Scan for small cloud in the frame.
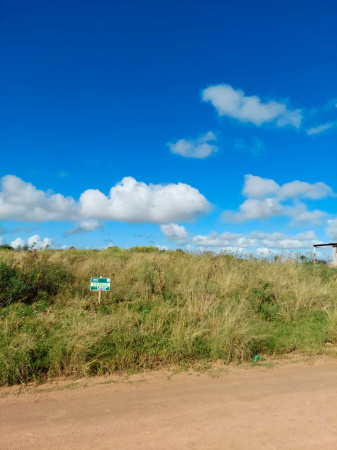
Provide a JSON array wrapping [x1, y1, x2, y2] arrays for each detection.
[[286, 204, 326, 225], [202, 83, 302, 128], [167, 131, 218, 159], [160, 223, 189, 244], [10, 237, 25, 249], [27, 235, 52, 249], [64, 220, 103, 236], [278, 180, 334, 200], [222, 198, 283, 222], [306, 122, 335, 136], [57, 171, 68, 178], [242, 175, 279, 198]]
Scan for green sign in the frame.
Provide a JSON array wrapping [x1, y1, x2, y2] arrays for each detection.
[[90, 277, 110, 291]]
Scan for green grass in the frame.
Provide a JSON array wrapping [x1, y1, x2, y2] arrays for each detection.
[[0, 247, 336, 385]]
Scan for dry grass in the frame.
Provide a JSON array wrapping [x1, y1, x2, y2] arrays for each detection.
[[0, 247, 336, 385]]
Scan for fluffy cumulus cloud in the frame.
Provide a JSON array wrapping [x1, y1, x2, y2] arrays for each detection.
[[0, 175, 210, 224], [0, 176, 78, 222], [326, 219, 337, 241], [222, 175, 333, 223], [160, 223, 189, 244], [10, 235, 52, 249], [79, 177, 210, 223], [202, 84, 302, 128], [167, 131, 218, 159]]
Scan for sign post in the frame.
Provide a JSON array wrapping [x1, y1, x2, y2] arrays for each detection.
[[90, 276, 111, 304]]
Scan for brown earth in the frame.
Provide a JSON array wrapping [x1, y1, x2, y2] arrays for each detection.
[[1, 357, 337, 449]]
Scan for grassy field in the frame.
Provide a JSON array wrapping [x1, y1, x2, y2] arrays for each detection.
[[1, 247, 336, 385]]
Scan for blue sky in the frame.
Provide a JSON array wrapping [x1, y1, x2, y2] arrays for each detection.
[[1, 0, 336, 256]]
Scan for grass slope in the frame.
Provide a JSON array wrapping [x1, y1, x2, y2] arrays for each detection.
[[1, 247, 336, 385]]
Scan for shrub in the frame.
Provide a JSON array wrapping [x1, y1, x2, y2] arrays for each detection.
[[0, 257, 70, 307]]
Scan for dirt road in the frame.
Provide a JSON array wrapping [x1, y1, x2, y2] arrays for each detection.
[[1, 358, 336, 449]]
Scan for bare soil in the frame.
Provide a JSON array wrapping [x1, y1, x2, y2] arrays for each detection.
[[1, 357, 336, 449]]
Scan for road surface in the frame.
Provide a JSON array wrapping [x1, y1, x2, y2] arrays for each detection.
[[1, 358, 336, 449]]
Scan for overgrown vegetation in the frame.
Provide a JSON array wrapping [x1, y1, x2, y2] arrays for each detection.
[[0, 247, 336, 385]]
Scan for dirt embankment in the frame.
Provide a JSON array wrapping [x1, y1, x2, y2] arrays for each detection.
[[1, 358, 337, 449]]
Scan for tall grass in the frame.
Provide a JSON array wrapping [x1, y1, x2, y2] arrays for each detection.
[[0, 247, 336, 385]]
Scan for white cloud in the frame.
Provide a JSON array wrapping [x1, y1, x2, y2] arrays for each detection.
[[326, 219, 337, 241], [191, 230, 321, 250], [160, 223, 189, 244], [278, 180, 334, 200], [65, 220, 102, 236], [223, 201, 326, 225], [286, 204, 326, 225], [79, 177, 210, 223], [242, 175, 279, 198], [27, 235, 52, 249], [306, 122, 334, 136], [192, 231, 241, 247], [242, 175, 333, 200], [222, 175, 332, 224], [258, 231, 321, 249], [222, 198, 283, 222], [10, 235, 52, 249], [167, 131, 218, 159], [202, 84, 302, 128], [10, 237, 25, 249], [0, 175, 78, 222], [0, 175, 211, 224]]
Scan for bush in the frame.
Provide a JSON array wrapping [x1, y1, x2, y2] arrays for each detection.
[[0, 244, 14, 251], [0, 256, 70, 307]]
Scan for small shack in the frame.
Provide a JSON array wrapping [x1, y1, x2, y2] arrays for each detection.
[[313, 243, 337, 266]]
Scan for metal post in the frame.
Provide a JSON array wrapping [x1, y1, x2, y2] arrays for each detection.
[[313, 247, 316, 265], [98, 275, 102, 304]]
